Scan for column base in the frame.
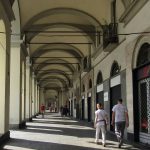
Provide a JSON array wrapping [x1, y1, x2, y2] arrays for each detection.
[[9, 124, 19, 129], [0, 131, 10, 146], [33, 113, 39, 118], [29, 117, 33, 122], [19, 121, 26, 129], [26, 118, 31, 122]]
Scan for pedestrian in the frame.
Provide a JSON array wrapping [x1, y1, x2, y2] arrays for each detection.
[[40, 103, 45, 118], [111, 98, 129, 148], [94, 103, 108, 147]]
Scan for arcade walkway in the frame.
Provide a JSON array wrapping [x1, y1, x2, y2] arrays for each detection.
[[1, 113, 149, 150]]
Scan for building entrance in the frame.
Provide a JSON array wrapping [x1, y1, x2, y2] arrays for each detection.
[[81, 99, 85, 120], [71, 100, 73, 116], [110, 84, 121, 131], [87, 97, 91, 122], [96, 91, 104, 107]]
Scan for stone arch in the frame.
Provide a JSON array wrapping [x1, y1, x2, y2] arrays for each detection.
[[132, 35, 150, 69], [34, 58, 76, 73], [36, 69, 72, 87], [39, 76, 68, 88], [136, 43, 150, 67], [31, 43, 84, 60], [96, 71, 103, 85], [110, 61, 120, 77], [22, 7, 101, 32], [26, 23, 96, 44]]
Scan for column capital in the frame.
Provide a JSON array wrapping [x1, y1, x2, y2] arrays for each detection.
[[26, 56, 31, 67], [11, 39, 23, 47], [32, 72, 36, 78]]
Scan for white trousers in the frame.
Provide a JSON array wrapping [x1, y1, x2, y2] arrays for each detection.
[[95, 124, 106, 144]]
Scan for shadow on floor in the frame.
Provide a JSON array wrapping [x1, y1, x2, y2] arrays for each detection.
[[1, 113, 150, 150], [24, 124, 95, 138], [3, 138, 108, 150]]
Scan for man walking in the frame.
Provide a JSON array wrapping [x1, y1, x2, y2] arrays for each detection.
[[111, 98, 129, 148], [94, 103, 108, 147]]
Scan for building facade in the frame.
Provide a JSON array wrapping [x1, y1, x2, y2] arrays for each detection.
[[0, 0, 150, 145]]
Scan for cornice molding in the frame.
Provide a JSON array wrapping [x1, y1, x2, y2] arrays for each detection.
[[11, 39, 22, 47], [119, 0, 148, 25], [21, 42, 29, 57]]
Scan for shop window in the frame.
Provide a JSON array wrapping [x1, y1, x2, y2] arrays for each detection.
[[137, 43, 150, 67], [97, 71, 103, 85], [110, 61, 120, 77]]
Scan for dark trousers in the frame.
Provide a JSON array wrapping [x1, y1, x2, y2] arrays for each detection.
[[115, 121, 126, 144]]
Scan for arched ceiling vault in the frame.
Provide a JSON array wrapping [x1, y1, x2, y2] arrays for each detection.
[[26, 24, 96, 45], [18, 0, 125, 93], [36, 69, 72, 87], [22, 7, 101, 32], [31, 44, 84, 57], [40, 76, 68, 88], [34, 58, 76, 73]]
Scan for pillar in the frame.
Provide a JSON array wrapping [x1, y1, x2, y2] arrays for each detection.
[[29, 71, 32, 119], [9, 41, 21, 129], [39, 88, 45, 107], [25, 56, 30, 120], [34, 81, 37, 114], [37, 86, 40, 113], [32, 72, 35, 116], [21, 60, 25, 122]]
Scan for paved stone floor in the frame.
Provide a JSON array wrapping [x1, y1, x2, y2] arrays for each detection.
[[1, 113, 149, 150]]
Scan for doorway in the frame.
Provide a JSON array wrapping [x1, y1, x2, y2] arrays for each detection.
[[96, 91, 104, 107], [69, 101, 70, 116], [71, 100, 73, 116], [87, 97, 91, 122], [81, 99, 84, 120], [110, 84, 121, 131]]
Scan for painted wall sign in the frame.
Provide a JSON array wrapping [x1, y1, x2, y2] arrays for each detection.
[[97, 84, 103, 93], [110, 75, 120, 87], [88, 92, 91, 97], [104, 92, 108, 101]]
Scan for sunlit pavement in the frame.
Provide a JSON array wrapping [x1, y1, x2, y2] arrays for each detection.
[[2, 113, 149, 150]]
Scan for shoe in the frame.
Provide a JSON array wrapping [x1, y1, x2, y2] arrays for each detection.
[[102, 143, 106, 147], [118, 143, 122, 148], [118, 139, 123, 148], [95, 140, 98, 144]]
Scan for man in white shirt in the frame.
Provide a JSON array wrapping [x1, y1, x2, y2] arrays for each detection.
[[94, 103, 108, 147], [111, 98, 129, 148]]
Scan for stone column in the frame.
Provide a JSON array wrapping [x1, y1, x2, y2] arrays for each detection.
[[9, 41, 21, 129], [32, 72, 35, 116], [29, 72, 32, 119], [34, 80, 37, 114], [36, 83, 38, 114], [25, 56, 30, 120], [21, 60, 25, 122], [39, 88, 45, 107], [37, 86, 40, 113]]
